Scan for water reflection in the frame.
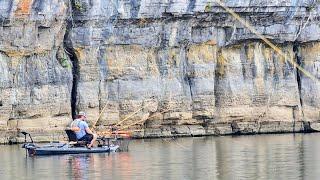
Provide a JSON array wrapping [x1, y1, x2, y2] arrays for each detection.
[[1, 134, 320, 179], [67, 155, 91, 180]]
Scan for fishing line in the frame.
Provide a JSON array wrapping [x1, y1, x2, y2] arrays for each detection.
[[115, 101, 153, 127], [92, 101, 109, 128], [118, 109, 170, 130]]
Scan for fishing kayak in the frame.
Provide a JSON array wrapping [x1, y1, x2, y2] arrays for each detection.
[[22, 143, 119, 156]]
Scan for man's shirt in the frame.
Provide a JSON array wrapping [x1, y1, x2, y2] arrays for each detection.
[[75, 121, 89, 139], [70, 119, 81, 129]]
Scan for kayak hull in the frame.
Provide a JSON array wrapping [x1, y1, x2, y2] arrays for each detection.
[[23, 143, 119, 156]]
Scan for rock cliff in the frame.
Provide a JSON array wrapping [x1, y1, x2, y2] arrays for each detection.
[[0, 0, 319, 143]]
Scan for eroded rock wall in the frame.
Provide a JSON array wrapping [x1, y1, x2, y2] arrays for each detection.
[[68, 0, 320, 137], [0, 0, 72, 143], [0, 0, 319, 142]]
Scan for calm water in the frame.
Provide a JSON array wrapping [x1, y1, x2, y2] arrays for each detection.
[[1, 133, 320, 180]]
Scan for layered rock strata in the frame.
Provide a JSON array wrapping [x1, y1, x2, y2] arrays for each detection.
[[0, 0, 72, 143], [0, 0, 319, 143]]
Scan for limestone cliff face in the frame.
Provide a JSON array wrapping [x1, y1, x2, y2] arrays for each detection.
[[0, 0, 72, 142], [0, 0, 319, 142]]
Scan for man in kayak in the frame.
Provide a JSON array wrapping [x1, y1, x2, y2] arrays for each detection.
[[70, 112, 97, 148]]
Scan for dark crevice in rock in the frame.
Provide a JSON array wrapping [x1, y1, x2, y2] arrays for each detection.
[[184, 47, 194, 116], [186, 76, 193, 101], [293, 42, 317, 133], [302, 121, 318, 133], [293, 42, 305, 130], [231, 121, 241, 135], [64, 21, 79, 119], [292, 105, 300, 132], [293, 43, 304, 114]]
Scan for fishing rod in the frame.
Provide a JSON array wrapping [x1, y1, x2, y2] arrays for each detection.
[[115, 101, 153, 127], [96, 108, 170, 139], [118, 109, 170, 131], [94, 101, 156, 141], [92, 101, 153, 130], [91, 101, 109, 129]]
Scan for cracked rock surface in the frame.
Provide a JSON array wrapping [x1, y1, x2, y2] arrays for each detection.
[[0, 0, 319, 142]]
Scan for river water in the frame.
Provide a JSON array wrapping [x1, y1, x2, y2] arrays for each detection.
[[1, 133, 320, 180]]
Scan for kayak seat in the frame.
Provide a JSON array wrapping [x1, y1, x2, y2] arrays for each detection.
[[65, 130, 87, 147], [65, 129, 77, 141]]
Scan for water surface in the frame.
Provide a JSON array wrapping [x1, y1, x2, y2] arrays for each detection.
[[1, 133, 320, 180]]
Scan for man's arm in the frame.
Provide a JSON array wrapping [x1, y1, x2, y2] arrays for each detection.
[[83, 121, 94, 135], [71, 127, 80, 132], [85, 127, 94, 135], [67, 120, 80, 132]]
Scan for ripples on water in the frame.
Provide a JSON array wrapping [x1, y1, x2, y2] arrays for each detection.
[[1, 133, 320, 180]]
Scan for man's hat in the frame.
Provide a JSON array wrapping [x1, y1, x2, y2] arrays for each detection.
[[78, 111, 87, 117]]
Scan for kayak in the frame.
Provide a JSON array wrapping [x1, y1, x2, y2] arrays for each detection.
[[20, 130, 129, 156], [22, 142, 119, 156]]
